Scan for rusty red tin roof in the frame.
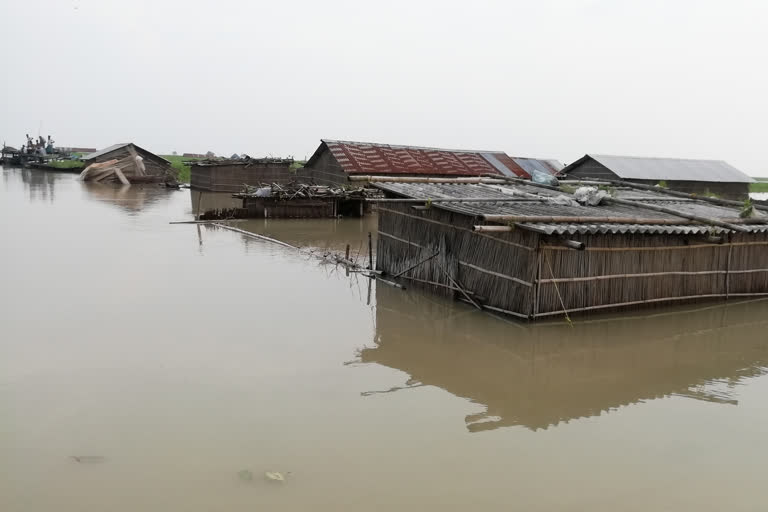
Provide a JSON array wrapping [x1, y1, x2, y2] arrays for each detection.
[[307, 140, 562, 179]]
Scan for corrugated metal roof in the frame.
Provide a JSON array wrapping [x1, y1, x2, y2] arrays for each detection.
[[83, 143, 131, 160], [373, 181, 768, 236], [83, 143, 170, 164], [512, 157, 564, 176], [309, 140, 561, 179], [568, 154, 754, 183]]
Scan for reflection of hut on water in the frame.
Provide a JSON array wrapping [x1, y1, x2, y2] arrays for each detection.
[[374, 178, 768, 319], [81, 182, 176, 213], [190, 158, 295, 192], [81, 143, 177, 184], [298, 139, 563, 186], [361, 286, 768, 432]]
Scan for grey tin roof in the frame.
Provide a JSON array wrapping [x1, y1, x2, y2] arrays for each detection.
[[82, 143, 131, 160], [373, 181, 768, 236], [83, 143, 170, 163], [573, 154, 754, 183]]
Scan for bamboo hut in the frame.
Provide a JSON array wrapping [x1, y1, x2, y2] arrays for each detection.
[[80, 143, 177, 184], [190, 157, 295, 192], [371, 177, 768, 319]]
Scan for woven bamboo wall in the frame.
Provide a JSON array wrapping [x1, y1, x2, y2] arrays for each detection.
[[190, 163, 293, 192], [377, 204, 768, 319], [536, 232, 768, 317], [376, 203, 538, 317]]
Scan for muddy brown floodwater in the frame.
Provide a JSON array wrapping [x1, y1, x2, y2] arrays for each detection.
[[2, 167, 768, 511]]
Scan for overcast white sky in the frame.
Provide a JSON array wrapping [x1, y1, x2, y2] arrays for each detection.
[[2, 0, 766, 173]]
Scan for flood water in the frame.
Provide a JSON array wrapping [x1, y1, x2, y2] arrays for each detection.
[[3, 167, 768, 511]]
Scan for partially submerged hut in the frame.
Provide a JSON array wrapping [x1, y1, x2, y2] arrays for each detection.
[[190, 157, 294, 192], [298, 139, 563, 186], [562, 154, 754, 199], [373, 177, 768, 320], [80, 143, 177, 184]]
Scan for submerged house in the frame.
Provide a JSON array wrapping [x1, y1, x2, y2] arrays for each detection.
[[373, 178, 768, 320], [190, 158, 294, 192], [297, 139, 563, 186], [562, 154, 754, 199], [80, 143, 177, 184]]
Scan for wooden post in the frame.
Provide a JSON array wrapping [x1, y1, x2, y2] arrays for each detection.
[[725, 235, 733, 299], [533, 245, 543, 318], [367, 232, 373, 270], [346, 244, 351, 277]]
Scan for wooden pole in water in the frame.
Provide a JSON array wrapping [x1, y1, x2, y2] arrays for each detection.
[[346, 244, 351, 277], [367, 232, 373, 270]]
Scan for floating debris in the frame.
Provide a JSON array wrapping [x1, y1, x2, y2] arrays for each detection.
[[264, 471, 286, 482], [236, 182, 380, 201], [70, 456, 106, 464], [237, 469, 254, 481]]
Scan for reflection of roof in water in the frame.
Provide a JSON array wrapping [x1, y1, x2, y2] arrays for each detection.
[[81, 182, 176, 213], [360, 286, 768, 432]]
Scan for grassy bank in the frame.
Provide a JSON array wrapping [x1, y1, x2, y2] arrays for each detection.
[[750, 181, 768, 193], [161, 155, 200, 183], [46, 160, 84, 169]]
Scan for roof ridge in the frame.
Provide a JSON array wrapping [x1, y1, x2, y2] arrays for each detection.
[[590, 153, 729, 164], [322, 139, 506, 155]]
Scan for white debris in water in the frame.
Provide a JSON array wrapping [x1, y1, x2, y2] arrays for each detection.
[[265, 471, 286, 482]]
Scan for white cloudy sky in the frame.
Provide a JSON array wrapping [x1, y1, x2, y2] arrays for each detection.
[[2, 0, 766, 173]]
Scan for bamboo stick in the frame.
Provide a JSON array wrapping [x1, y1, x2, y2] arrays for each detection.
[[375, 276, 405, 289], [473, 225, 513, 232], [397, 275, 482, 296], [92, 168, 117, 182], [169, 220, 247, 224], [481, 214, 700, 225], [209, 223, 298, 249], [539, 269, 732, 284], [437, 261, 481, 310], [533, 293, 768, 318], [114, 168, 130, 185], [456, 298, 530, 319], [605, 197, 750, 232], [726, 239, 733, 299], [542, 240, 768, 252], [605, 179, 768, 212], [367, 197, 548, 203], [458, 261, 533, 287], [391, 251, 440, 278], [351, 176, 506, 184]]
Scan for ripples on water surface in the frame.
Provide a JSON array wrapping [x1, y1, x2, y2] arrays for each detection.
[[2, 168, 768, 511]]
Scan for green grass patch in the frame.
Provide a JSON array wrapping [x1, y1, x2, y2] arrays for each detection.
[[161, 155, 201, 183], [47, 160, 84, 169], [750, 182, 768, 193]]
